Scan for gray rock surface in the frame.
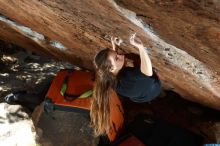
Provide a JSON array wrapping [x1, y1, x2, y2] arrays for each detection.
[[37, 110, 98, 146]]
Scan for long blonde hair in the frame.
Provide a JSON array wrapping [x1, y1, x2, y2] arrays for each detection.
[[90, 48, 117, 136]]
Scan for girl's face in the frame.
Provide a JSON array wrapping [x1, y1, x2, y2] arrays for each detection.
[[108, 50, 125, 75]]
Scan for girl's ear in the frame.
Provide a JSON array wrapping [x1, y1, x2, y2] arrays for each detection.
[[110, 66, 115, 73]]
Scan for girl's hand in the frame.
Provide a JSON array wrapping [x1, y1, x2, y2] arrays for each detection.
[[111, 36, 123, 51], [130, 33, 144, 49]]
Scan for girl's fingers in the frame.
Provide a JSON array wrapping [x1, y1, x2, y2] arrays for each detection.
[[131, 33, 136, 40], [129, 36, 132, 42], [111, 37, 115, 45], [133, 33, 136, 38], [130, 37, 133, 43], [113, 37, 122, 46], [111, 36, 116, 51], [130, 34, 134, 41], [115, 38, 119, 44], [130, 33, 137, 45], [132, 33, 136, 41], [111, 36, 113, 40]]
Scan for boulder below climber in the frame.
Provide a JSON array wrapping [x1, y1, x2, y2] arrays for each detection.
[[0, 103, 38, 146]]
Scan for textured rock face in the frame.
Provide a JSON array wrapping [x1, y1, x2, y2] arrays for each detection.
[[0, 0, 219, 110]]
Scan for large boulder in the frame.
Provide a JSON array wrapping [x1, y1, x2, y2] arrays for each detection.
[[0, 103, 38, 146], [0, 0, 219, 110]]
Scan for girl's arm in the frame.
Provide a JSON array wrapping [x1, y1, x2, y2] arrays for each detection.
[[130, 33, 153, 76]]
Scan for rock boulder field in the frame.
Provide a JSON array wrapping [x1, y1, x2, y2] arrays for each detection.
[[0, 0, 219, 110]]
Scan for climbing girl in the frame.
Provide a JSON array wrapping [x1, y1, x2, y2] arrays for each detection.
[[90, 33, 161, 136]]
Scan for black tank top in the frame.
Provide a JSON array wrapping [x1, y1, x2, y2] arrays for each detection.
[[116, 67, 161, 102]]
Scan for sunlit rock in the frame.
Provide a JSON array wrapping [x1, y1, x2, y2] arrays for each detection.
[[0, 103, 38, 146]]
